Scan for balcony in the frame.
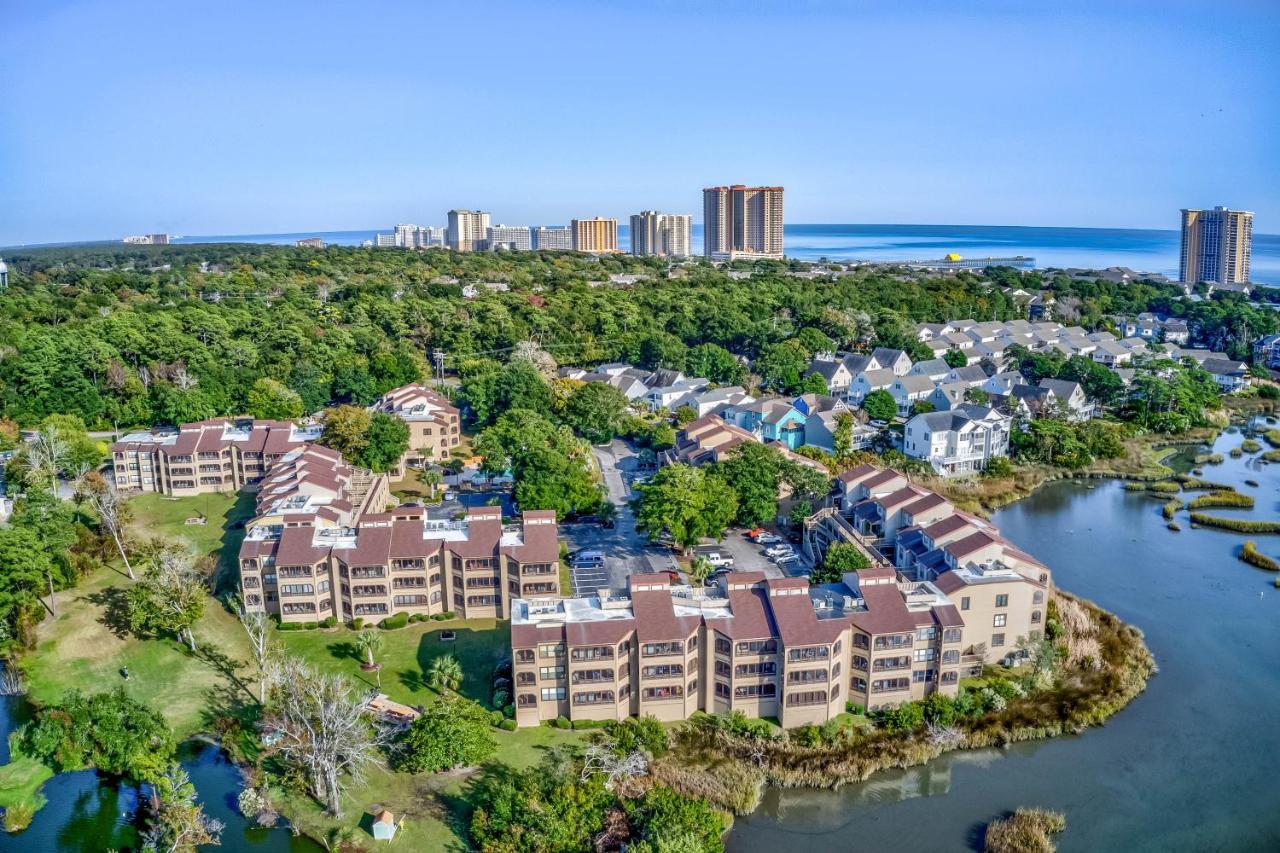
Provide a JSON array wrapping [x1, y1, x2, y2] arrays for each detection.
[[351, 585, 387, 598], [349, 568, 386, 580]]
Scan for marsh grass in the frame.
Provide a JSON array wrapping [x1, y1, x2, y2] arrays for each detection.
[[984, 808, 1066, 853]]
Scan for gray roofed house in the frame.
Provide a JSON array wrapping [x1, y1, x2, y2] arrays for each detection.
[[908, 358, 952, 381], [944, 364, 989, 387], [1200, 357, 1251, 392], [902, 404, 1011, 476]]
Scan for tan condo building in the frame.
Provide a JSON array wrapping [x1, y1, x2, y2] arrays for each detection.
[[703, 185, 784, 260], [111, 418, 323, 496], [370, 383, 461, 475], [571, 217, 619, 253], [447, 209, 491, 252], [239, 445, 561, 624], [512, 568, 967, 728], [1180, 206, 1253, 284]]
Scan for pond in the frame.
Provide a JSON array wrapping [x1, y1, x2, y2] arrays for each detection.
[[728, 430, 1280, 851], [0, 734, 321, 852]]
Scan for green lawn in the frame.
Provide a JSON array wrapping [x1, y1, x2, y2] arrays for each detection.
[[389, 468, 441, 503], [276, 619, 510, 710]]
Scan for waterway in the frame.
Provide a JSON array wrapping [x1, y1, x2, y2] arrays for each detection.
[[728, 428, 1280, 851], [0, 738, 321, 852]]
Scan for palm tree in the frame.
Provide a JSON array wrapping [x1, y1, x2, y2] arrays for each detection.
[[420, 466, 443, 499], [688, 556, 713, 587], [355, 629, 384, 688], [428, 654, 463, 695]]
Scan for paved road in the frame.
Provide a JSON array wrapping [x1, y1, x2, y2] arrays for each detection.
[[560, 441, 677, 595]]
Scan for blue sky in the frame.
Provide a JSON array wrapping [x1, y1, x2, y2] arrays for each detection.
[[1, 0, 1277, 244]]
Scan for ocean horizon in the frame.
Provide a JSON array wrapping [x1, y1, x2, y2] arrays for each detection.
[[9, 223, 1279, 284]]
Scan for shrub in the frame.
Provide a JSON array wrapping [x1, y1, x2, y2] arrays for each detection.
[[873, 701, 924, 732], [1161, 499, 1182, 520], [409, 614, 428, 623], [395, 697, 497, 773], [1189, 513, 1280, 533], [277, 621, 303, 631], [379, 612, 409, 630], [1187, 491, 1254, 510], [320, 616, 337, 629], [351, 617, 364, 630], [498, 718, 518, 731], [553, 716, 572, 729], [922, 693, 958, 727], [1230, 448, 1243, 457], [570, 718, 610, 730], [846, 702, 865, 716], [492, 689, 509, 709], [503, 704, 515, 719], [432, 610, 456, 621], [984, 808, 1066, 853], [1239, 540, 1280, 571], [606, 715, 669, 757], [489, 710, 504, 727]]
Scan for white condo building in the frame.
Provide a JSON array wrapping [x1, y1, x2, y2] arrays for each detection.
[[447, 209, 491, 252], [630, 211, 693, 257], [487, 224, 533, 251], [532, 226, 572, 250]]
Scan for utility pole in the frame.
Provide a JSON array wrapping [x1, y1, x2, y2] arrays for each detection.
[[432, 349, 446, 389]]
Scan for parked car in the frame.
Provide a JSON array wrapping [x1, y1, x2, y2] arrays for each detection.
[[694, 545, 734, 567], [571, 550, 606, 568], [775, 553, 800, 567], [764, 545, 795, 559], [756, 533, 784, 545], [443, 490, 458, 501], [745, 527, 766, 540]]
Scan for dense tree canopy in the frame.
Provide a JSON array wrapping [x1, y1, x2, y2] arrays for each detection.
[[25, 688, 175, 783], [0, 243, 1269, 430]]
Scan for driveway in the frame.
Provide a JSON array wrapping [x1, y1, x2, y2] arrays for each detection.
[[559, 440, 677, 595]]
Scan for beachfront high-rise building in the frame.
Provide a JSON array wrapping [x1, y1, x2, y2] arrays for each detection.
[[703, 185, 784, 260], [571, 217, 619, 253], [391, 223, 446, 249], [487, 224, 533, 251], [1180, 207, 1253, 285], [630, 211, 693, 257], [532, 226, 573, 251], [447, 209, 491, 252], [0, 258, 8, 290]]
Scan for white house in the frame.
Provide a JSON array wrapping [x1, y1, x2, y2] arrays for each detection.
[[908, 358, 952, 382], [902, 405, 1011, 477], [928, 381, 973, 411], [943, 364, 988, 388], [1038, 379, 1092, 420], [982, 371, 1027, 396], [889, 375, 937, 416], [848, 369, 896, 406]]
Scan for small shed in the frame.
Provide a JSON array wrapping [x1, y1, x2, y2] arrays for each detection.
[[372, 810, 397, 841]]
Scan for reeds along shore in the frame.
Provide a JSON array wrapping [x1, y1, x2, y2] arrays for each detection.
[[653, 593, 1155, 812]]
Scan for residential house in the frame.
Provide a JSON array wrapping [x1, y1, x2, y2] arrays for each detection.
[[943, 364, 989, 388], [848, 369, 896, 406], [1038, 379, 1091, 420], [1201, 357, 1251, 392], [645, 378, 711, 412], [981, 371, 1027, 396], [1254, 334, 1280, 369], [734, 398, 808, 449], [869, 347, 912, 376], [889, 375, 937, 416], [908, 358, 952, 382], [902, 405, 1011, 476], [928, 381, 974, 412]]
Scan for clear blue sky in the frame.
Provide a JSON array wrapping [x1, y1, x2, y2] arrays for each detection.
[[2, 0, 1277, 244]]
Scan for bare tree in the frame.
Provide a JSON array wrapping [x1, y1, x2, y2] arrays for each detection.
[[25, 424, 68, 496], [128, 545, 205, 651], [77, 471, 135, 580], [233, 597, 277, 704], [580, 744, 648, 790], [261, 659, 385, 817]]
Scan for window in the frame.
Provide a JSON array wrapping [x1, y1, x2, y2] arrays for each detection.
[[540, 687, 565, 701], [788, 646, 830, 662], [517, 694, 537, 707], [735, 661, 776, 677], [993, 613, 1007, 628], [734, 683, 776, 699], [571, 646, 614, 661], [942, 628, 962, 644], [991, 633, 1005, 648], [540, 644, 565, 659], [960, 596, 970, 611], [688, 635, 698, 650], [913, 648, 935, 662], [940, 671, 958, 684], [785, 690, 827, 707], [853, 633, 869, 649], [916, 626, 936, 641], [715, 681, 731, 698], [642, 642, 683, 657], [995, 594, 1009, 608], [912, 670, 929, 683], [852, 677, 867, 692], [870, 678, 910, 693], [873, 656, 910, 671], [941, 650, 960, 665], [1031, 610, 1042, 624], [715, 637, 732, 655], [714, 660, 731, 677], [736, 639, 778, 655], [873, 634, 912, 651], [641, 664, 683, 679], [787, 669, 828, 684], [1033, 590, 1044, 604], [572, 691, 614, 706], [851, 655, 868, 671], [539, 666, 565, 681], [641, 686, 683, 700], [516, 673, 536, 686]]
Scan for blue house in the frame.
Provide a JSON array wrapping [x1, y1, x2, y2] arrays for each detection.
[[734, 398, 807, 450]]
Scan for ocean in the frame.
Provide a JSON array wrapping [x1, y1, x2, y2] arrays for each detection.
[[172, 223, 1280, 284]]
